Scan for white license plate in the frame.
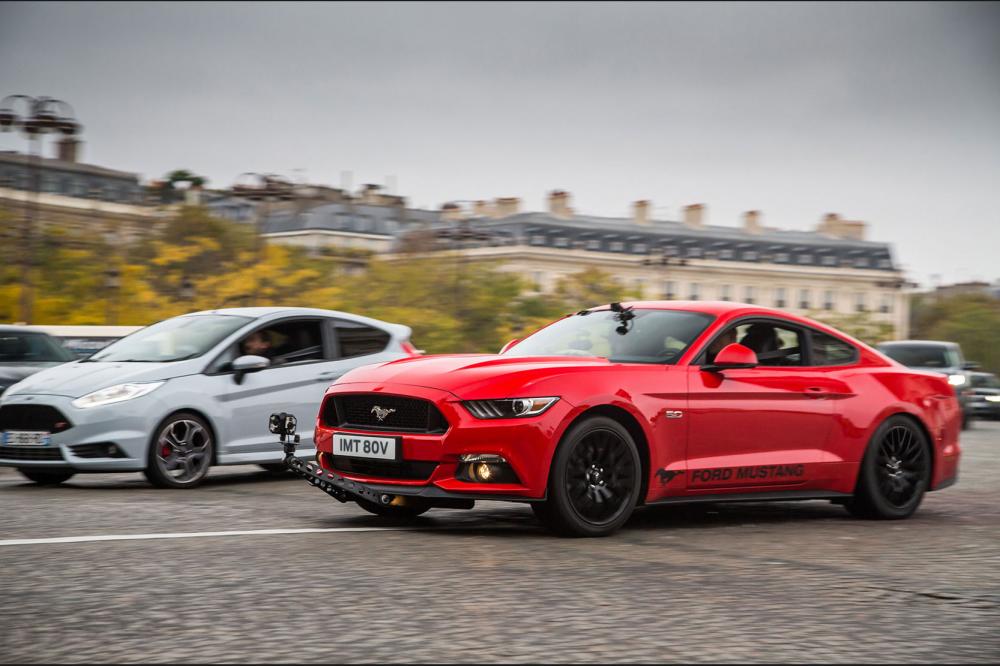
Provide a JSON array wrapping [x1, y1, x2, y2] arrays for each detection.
[[2, 431, 51, 447], [332, 433, 399, 461]]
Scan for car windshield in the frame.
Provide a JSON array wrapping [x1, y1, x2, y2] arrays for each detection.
[[879, 344, 960, 369], [971, 374, 1000, 389], [87, 315, 252, 363], [0, 332, 76, 363], [505, 309, 713, 364]]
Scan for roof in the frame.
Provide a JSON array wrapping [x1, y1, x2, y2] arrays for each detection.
[[261, 201, 441, 236], [0, 151, 140, 181], [181, 307, 411, 336]]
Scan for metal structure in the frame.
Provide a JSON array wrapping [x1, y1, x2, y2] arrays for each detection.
[[0, 95, 81, 324]]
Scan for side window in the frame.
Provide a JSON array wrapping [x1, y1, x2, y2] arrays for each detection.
[[334, 320, 390, 359], [735, 322, 804, 367], [810, 331, 859, 366], [237, 320, 325, 366]]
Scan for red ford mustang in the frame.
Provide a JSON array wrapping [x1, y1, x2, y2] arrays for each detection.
[[282, 301, 961, 537]]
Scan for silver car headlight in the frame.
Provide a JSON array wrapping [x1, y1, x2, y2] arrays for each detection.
[[948, 374, 967, 387], [71, 382, 165, 409], [463, 397, 559, 419]]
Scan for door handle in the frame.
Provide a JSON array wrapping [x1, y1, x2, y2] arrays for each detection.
[[804, 387, 829, 399]]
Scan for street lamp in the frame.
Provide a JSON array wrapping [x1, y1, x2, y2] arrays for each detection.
[[0, 95, 81, 324]]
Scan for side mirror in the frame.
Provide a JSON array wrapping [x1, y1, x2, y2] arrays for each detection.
[[962, 361, 980, 370], [703, 343, 758, 373], [232, 354, 270, 384], [499, 338, 520, 354]]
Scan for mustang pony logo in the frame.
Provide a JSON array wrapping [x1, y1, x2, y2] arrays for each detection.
[[371, 405, 396, 422]]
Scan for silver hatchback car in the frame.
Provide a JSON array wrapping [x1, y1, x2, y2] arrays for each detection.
[[0, 307, 415, 488]]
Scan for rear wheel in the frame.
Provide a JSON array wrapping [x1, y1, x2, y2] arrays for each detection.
[[355, 496, 431, 521], [533, 416, 641, 537], [846, 415, 931, 519], [17, 468, 75, 485], [143, 412, 214, 489]]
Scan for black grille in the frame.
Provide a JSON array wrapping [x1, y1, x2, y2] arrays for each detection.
[[0, 446, 64, 461], [0, 405, 72, 433], [328, 454, 438, 481], [71, 443, 126, 459], [325, 394, 448, 434]]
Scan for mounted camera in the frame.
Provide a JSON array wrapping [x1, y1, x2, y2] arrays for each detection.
[[269, 412, 297, 437]]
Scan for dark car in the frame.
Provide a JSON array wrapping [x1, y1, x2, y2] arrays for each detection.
[[0, 326, 78, 397], [876, 340, 978, 429], [968, 372, 1000, 420]]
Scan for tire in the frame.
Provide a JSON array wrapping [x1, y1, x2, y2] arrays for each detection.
[[355, 496, 431, 521], [532, 415, 642, 537], [143, 412, 215, 489], [258, 463, 290, 474], [845, 415, 931, 520], [17, 468, 75, 485], [961, 414, 973, 431]]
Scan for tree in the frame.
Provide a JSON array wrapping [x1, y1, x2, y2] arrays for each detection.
[[911, 293, 1000, 374]]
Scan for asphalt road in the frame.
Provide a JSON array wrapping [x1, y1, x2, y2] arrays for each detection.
[[1, 423, 999, 664]]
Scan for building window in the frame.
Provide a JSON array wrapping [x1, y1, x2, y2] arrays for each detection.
[[586, 239, 601, 250], [775, 252, 789, 263], [799, 289, 811, 309], [554, 237, 569, 247], [719, 249, 734, 260], [797, 254, 813, 264], [822, 255, 837, 266], [687, 247, 703, 258], [824, 290, 835, 311], [878, 258, 892, 269], [880, 294, 893, 314], [775, 287, 786, 308], [609, 241, 624, 252], [855, 257, 870, 268], [663, 245, 678, 256], [632, 243, 647, 254], [664, 281, 676, 299], [744, 286, 755, 304], [855, 292, 867, 312], [689, 283, 700, 300], [531, 234, 546, 246], [743, 250, 758, 261], [720, 284, 732, 301]]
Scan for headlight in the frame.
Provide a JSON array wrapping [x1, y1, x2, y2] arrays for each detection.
[[985, 396, 1000, 403], [948, 374, 967, 386], [71, 382, 164, 409], [463, 397, 559, 419]]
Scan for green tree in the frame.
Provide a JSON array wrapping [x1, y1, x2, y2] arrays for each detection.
[[911, 294, 1000, 374]]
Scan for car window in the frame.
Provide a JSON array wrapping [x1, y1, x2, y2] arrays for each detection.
[[879, 344, 953, 368], [237, 320, 325, 366], [810, 331, 859, 366], [732, 322, 804, 367], [971, 374, 1000, 389], [0, 332, 76, 363], [334, 320, 390, 358]]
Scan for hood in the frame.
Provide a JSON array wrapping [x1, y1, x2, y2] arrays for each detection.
[[0, 362, 66, 388], [337, 353, 615, 399], [1, 360, 198, 398]]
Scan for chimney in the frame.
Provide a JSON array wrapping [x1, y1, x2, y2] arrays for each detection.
[[473, 200, 493, 218], [361, 183, 382, 205], [56, 137, 81, 163], [441, 202, 463, 221], [633, 200, 651, 226], [494, 196, 521, 218], [548, 190, 572, 219], [817, 213, 865, 241], [743, 210, 762, 234], [683, 203, 705, 228]]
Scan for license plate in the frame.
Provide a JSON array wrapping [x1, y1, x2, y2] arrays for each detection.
[[1, 431, 51, 447], [332, 433, 399, 461]]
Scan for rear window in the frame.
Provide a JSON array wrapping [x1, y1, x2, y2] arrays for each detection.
[[335, 320, 390, 358]]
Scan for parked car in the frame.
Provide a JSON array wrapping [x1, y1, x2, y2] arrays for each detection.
[[875, 340, 978, 430], [0, 326, 78, 398], [968, 371, 1000, 420], [26, 325, 143, 359], [0, 307, 417, 488], [277, 301, 960, 537]]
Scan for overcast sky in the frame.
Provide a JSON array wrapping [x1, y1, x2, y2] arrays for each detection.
[[1, 1, 998, 286]]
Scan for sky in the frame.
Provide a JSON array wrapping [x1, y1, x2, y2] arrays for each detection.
[[1, 1, 998, 287]]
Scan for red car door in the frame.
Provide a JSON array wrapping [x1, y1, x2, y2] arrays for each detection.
[[682, 319, 840, 494]]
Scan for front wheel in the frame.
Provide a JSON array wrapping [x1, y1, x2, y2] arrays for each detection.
[[17, 468, 75, 485], [143, 412, 215, 489], [845, 415, 931, 520], [533, 416, 642, 537]]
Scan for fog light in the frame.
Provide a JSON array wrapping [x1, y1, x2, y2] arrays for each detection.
[[475, 462, 494, 482]]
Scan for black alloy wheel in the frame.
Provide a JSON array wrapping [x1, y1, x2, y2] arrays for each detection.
[[846, 415, 931, 519], [533, 415, 642, 537]]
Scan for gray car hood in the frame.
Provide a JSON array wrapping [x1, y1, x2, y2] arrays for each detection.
[[0, 362, 66, 387], [2, 360, 201, 398]]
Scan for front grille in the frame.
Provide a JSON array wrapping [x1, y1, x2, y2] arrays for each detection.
[[328, 454, 438, 481], [0, 405, 73, 433], [324, 394, 448, 434], [0, 446, 64, 461]]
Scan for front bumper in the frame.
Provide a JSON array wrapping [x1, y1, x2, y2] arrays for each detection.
[[312, 382, 573, 500], [0, 394, 159, 470]]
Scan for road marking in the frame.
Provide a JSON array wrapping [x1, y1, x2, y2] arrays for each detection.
[[0, 526, 417, 547]]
